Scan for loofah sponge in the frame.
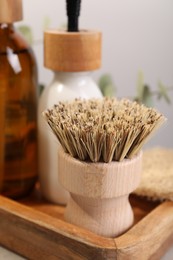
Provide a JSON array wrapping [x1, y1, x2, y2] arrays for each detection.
[[134, 147, 173, 201]]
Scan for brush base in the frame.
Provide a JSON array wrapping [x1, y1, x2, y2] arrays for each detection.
[[65, 194, 134, 237], [58, 149, 142, 238]]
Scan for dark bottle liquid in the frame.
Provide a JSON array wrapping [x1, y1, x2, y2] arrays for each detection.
[[0, 23, 38, 199]]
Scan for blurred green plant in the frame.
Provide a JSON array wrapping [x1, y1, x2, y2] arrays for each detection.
[[18, 25, 33, 45], [17, 15, 51, 46], [98, 74, 116, 97], [17, 20, 49, 95], [134, 71, 172, 106], [98, 71, 173, 107]]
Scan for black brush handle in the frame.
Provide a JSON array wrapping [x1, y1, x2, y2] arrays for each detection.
[[66, 0, 81, 32]]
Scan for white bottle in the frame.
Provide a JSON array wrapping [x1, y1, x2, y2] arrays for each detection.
[[38, 30, 102, 204]]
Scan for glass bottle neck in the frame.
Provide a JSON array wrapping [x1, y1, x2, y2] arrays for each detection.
[[0, 23, 15, 38], [0, 24, 15, 53], [0, 23, 14, 30], [0, 23, 29, 54]]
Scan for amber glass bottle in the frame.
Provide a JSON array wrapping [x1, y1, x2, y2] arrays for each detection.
[[0, 1, 38, 199]]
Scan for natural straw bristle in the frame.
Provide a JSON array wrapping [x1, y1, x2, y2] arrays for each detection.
[[43, 98, 166, 163]]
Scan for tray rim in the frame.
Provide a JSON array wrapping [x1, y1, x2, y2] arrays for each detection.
[[0, 195, 116, 248], [1, 195, 173, 259]]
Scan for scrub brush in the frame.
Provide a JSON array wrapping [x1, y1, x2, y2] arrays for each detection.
[[43, 97, 166, 163]]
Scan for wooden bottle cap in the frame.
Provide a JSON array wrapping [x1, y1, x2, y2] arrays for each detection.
[[0, 0, 23, 23], [44, 30, 102, 72]]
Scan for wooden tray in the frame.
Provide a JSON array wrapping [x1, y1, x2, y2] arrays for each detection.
[[0, 185, 173, 260]]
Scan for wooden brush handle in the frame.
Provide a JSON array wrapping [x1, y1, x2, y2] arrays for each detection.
[[58, 149, 142, 237], [65, 194, 134, 237]]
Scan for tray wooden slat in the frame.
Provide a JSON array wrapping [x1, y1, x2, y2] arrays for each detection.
[[0, 187, 173, 260], [115, 201, 173, 259]]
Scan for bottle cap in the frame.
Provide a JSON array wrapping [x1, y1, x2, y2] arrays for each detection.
[[0, 0, 23, 23], [44, 30, 102, 72]]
